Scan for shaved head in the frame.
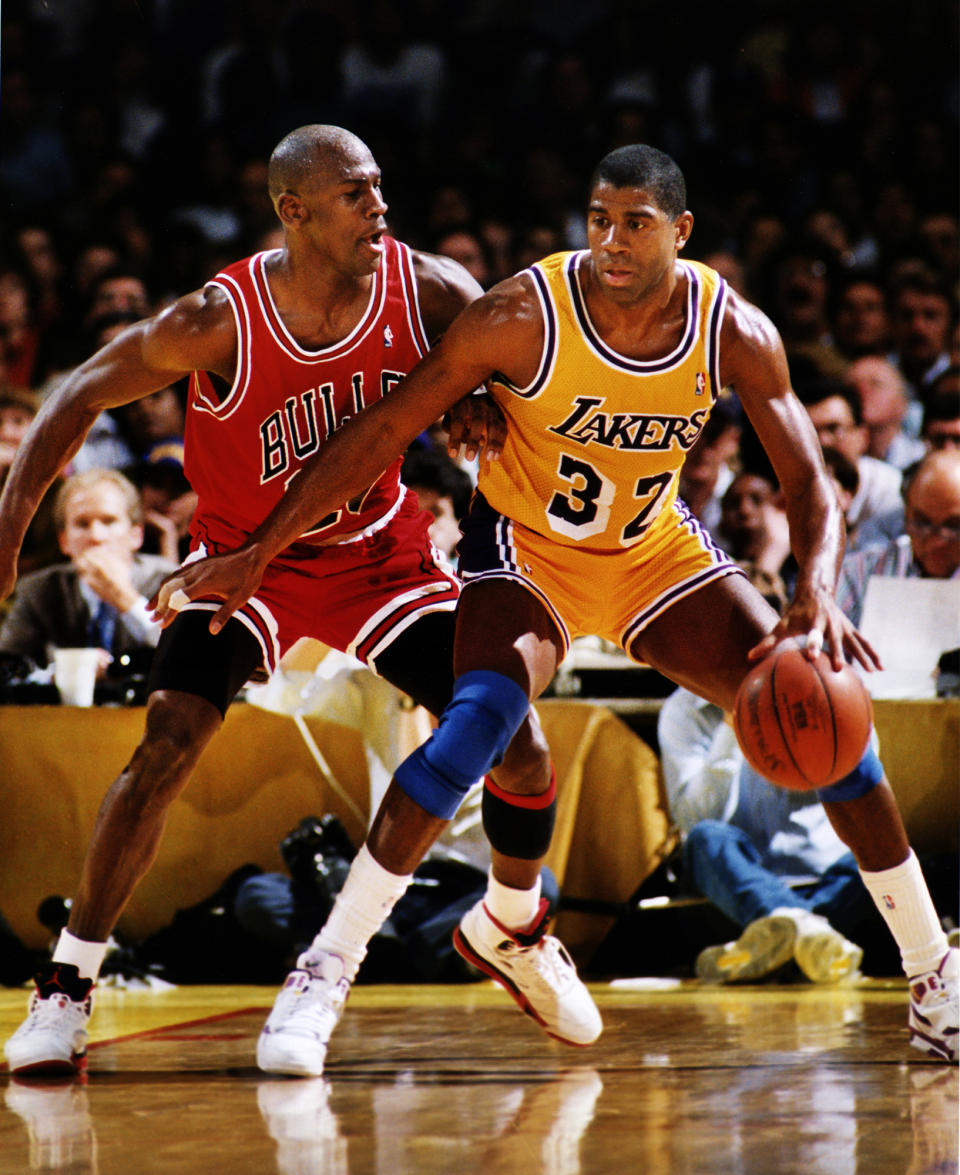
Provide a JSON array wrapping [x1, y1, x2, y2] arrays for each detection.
[[267, 125, 374, 204], [906, 448, 960, 509]]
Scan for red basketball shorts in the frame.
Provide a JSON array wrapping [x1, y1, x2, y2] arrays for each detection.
[[182, 491, 460, 675]]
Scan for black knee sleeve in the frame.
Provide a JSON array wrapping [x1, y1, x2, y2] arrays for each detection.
[[481, 769, 557, 861], [147, 611, 263, 717]]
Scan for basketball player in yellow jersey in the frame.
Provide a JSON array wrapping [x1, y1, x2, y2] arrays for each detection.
[[158, 144, 958, 1064]]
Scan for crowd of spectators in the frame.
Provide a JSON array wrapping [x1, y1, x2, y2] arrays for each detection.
[[0, 0, 957, 573]]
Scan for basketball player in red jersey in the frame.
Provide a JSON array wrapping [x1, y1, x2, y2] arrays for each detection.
[[2, 125, 600, 1079], [158, 144, 957, 1063]]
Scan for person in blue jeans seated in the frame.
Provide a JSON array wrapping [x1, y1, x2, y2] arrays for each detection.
[[658, 568, 879, 985]]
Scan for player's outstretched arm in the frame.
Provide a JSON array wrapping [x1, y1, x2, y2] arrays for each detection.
[[719, 291, 879, 673], [0, 290, 234, 602], [413, 249, 506, 463], [151, 275, 542, 632]]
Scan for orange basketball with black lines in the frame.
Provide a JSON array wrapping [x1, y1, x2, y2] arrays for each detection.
[[733, 638, 873, 791]]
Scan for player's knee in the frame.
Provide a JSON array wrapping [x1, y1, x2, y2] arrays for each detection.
[[394, 670, 530, 819], [817, 743, 884, 803], [495, 710, 551, 794]]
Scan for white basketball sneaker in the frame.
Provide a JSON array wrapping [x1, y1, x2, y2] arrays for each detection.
[[4, 963, 94, 1076], [908, 948, 959, 1062], [257, 952, 350, 1077], [453, 899, 602, 1046]]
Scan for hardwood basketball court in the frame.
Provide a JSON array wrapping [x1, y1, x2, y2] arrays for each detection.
[[1, 978, 955, 1174]]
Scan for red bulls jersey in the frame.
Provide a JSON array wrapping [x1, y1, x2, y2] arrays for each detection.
[[185, 236, 429, 551]]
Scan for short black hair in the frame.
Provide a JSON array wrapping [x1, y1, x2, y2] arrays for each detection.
[[794, 377, 863, 427], [590, 145, 687, 220], [401, 446, 473, 519], [821, 445, 860, 496]]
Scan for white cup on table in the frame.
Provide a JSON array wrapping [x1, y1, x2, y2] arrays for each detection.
[[53, 647, 100, 707]]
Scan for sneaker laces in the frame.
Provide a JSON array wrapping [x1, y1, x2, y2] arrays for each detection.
[[508, 934, 577, 997], [22, 991, 90, 1032], [271, 971, 347, 1039]]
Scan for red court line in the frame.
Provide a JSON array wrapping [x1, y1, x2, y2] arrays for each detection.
[[87, 1005, 269, 1052]]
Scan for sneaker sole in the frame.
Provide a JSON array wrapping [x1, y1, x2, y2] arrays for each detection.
[[257, 1035, 327, 1077], [909, 1024, 958, 1062], [7, 1051, 87, 1078], [452, 925, 593, 1047]]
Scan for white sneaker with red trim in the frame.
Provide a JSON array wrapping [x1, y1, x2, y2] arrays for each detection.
[[908, 948, 959, 1062], [453, 898, 602, 1046]]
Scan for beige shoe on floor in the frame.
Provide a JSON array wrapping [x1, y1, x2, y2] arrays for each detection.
[[696, 914, 798, 983]]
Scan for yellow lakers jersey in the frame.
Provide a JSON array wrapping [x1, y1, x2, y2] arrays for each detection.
[[479, 252, 728, 550]]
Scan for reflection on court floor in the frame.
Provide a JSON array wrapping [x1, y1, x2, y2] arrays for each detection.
[[0, 982, 955, 1175]]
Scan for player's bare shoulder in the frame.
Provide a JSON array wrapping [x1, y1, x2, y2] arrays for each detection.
[[141, 284, 238, 380], [412, 252, 542, 356], [411, 250, 485, 342], [718, 285, 790, 390]]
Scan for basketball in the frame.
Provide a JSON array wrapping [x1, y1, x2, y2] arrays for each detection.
[[733, 637, 873, 791]]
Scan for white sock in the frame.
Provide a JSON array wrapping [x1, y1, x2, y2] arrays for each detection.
[[301, 843, 412, 983], [52, 929, 108, 982], [859, 851, 949, 977], [484, 871, 542, 931]]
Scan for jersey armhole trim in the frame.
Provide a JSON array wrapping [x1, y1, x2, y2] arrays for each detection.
[[190, 274, 251, 419]]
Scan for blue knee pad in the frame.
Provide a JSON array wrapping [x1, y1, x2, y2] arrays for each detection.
[[817, 743, 884, 803], [394, 669, 529, 819]]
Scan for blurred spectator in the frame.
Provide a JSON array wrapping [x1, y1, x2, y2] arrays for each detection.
[[764, 240, 847, 379], [795, 378, 903, 538], [514, 224, 563, 272], [678, 394, 742, 535], [0, 386, 61, 578], [887, 271, 956, 408], [0, 386, 37, 485], [401, 446, 472, 567], [83, 267, 152, 329], [0, 267, 42, 389], [921, 366, 960, 453], [836, 450, 960, 627], [0, 469, 177, 675], [12, 225, 64, 335], [136, 440, 196, 563], [432, 228, 492, 289], [846, 356, 926, 470], [820, 444, 862, 548], [830, 273, 890, 361], [717, 470, 791, 584], [917, 212, 960, 291], [115, 383, 186, 464], [340, 0, 446, 133], [701, 249, 750, 298]]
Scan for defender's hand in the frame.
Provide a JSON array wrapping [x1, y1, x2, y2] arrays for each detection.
[[150, 545, 268, 634], [445, 392, 505, 463]]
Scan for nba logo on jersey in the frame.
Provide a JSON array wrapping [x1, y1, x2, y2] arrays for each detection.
[[882, 894, 896, 909], [384, 324, 394, 347], [695, 372, 706, 395]]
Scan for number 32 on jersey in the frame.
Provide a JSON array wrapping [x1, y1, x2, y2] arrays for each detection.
[[546, 453, 672, 546]]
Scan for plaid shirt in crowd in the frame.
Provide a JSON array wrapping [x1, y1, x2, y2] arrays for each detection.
[[836, 534, 929, 627]]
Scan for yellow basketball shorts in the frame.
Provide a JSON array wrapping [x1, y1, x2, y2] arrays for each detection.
[[458, 491, 744, 659]]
